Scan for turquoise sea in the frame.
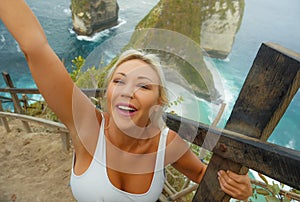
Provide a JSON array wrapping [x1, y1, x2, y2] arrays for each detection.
[[0, 0, 299, 200]]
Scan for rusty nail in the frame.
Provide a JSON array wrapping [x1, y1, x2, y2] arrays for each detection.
[[219, 143, 227, 152]]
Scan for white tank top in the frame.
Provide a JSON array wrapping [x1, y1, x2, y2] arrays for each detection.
[[70, 115, 168, 202]]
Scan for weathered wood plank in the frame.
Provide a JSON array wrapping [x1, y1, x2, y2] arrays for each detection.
[[193, 42, 300, 202], [0, 111, 70, 151], [60, 132, 71, 151], [165, 113, 300, 190], [0, 100, 11, 132], [0, 88, 40, 94], [0, 111, 67, 131], [226, 42, 300, 140], [0, 87, 105, 96], [2, 72, 31, 133]]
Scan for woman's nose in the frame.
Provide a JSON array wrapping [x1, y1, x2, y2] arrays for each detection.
[[121, 84, 135, 98]]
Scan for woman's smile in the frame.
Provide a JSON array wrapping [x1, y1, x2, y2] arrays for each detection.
[[116, 103, 138, 117]]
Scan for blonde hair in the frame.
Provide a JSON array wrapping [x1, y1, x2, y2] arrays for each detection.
[[104, 49, 169, 108]]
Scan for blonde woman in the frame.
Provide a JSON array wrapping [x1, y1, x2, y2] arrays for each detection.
[[0, 0, 252, 201]]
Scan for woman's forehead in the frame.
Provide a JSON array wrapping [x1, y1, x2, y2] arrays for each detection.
[[114, 59, 160, 83]]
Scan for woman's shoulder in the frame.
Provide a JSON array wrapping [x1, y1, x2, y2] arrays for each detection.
[[165, 128, 190, 164], [166, 128, 181, 144]]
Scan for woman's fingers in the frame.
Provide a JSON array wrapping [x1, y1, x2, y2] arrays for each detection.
[[218, 170, 252, 200]]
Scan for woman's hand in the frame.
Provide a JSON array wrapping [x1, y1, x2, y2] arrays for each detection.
[[218, 170, 253, 200]]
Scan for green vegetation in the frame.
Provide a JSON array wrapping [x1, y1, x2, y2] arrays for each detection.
[[70, 0, 89, 15], [70, 56, 85, 82], [136, 0, 202, 43], [250, 173, 300, 202]]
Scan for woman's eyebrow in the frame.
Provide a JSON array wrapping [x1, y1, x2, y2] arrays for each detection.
[[137, 76, 153, 82], [115, 72, 126, 77], [115, 72, 154, 82]]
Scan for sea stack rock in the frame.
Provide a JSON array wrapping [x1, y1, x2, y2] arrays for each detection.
[[71, 0, 119, 36], [135, 0, 244, 59]]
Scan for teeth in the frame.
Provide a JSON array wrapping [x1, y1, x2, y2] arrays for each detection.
[[118, 105, 136, 111]]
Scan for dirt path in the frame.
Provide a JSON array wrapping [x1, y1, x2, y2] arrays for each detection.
[[0, 119, 76, 202]]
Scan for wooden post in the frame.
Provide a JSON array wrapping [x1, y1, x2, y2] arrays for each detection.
[[22, 94, 29, 111], [193, 43, 300, 201], [60, 132, 71, 152], [0, 100, 11, 132], [2, 72, 31, 133]]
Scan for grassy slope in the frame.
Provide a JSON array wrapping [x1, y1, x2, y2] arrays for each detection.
[[132, 0, 216, 100]]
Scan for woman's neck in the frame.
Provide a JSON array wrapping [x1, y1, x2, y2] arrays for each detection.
[[105, 117, 161, 153]]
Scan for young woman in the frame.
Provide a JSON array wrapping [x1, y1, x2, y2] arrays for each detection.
[[0, 0, 252, 201]]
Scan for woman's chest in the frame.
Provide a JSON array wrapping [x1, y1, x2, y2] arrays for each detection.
[[107, 168, 155, 194]]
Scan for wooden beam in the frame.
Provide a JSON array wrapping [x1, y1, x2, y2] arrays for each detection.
[[0, 111, 70, 151], [193, 43, 300, 202], [165, 113, 300, 190], [0, 100, 11, 132], [2, 72, 31, 133], [0, 111, 67, 131], [0, 87, 105, 96], [0, 88, 40, 94]]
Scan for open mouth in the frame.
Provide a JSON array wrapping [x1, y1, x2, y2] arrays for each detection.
[[116, 104, 137, 116]]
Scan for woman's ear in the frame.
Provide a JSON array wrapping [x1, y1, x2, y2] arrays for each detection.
[[149, 104, 164, 127], [157, 98, 164, 108]]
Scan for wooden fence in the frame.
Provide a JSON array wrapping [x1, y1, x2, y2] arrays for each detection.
[[0, 42, 299, 201]]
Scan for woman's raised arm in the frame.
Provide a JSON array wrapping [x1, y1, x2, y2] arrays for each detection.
[[0, 0, 100, 154], [1, 0, 80, 127]]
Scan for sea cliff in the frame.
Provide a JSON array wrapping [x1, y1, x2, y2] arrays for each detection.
[[125, 0, 244, 102], [70, 0, 119, 36]]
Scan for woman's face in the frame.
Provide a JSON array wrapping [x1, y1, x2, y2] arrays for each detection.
[[106, 59, 161, 132]]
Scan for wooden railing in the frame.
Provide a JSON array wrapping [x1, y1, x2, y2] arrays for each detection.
[[0, 43, 299, 201]]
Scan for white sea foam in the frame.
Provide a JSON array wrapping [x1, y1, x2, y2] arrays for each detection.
[[0, 35, 5, 42], [15, 41, 21, 53], [142, 1, 155, 5], [203, 56, 236, 126], [285, 138, 296, 149], [203, 56, 226, 101], [110, 18, 127, 30], [73, 18, 127, 42], [75, 29, 110, 42], [0, 35, 5, 49], [63, 8, 71, 16]]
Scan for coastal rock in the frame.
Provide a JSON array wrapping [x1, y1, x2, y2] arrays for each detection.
[[126, 0, 245, 102], [136, 0, 244, 59], [70, 0, 119, 36], [200, 1, 245, 59]]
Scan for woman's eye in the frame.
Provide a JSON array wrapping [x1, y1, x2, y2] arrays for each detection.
[[138, 83, 151, 90], [113, 79, 124, 85]]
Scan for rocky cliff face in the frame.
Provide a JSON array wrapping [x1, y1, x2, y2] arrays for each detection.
[[71, 0, 119, 36], [136, 0, 244, 59], [200, 1, 244, 59], [126, 0, 244, 102]]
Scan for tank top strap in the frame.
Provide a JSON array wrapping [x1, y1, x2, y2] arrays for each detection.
[[94, 111, 106, 161], [154, 127, 169, 171]]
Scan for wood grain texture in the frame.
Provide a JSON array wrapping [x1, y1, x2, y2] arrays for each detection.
[[193, 43, 300, 201]]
